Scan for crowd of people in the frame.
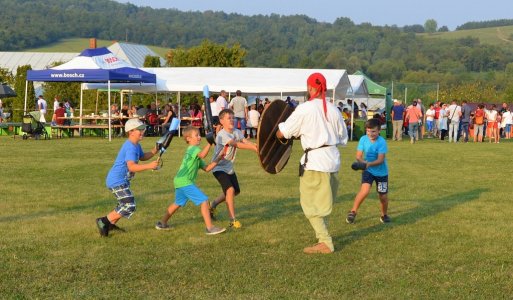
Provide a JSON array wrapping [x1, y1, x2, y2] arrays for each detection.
[[391, 99, 512, 143]]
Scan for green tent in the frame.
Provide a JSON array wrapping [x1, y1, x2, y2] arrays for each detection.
[[354, 71, 387, 97], [352, 71, 392, 139]]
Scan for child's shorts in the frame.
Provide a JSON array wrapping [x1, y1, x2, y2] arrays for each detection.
[[175, 185, 208, 206], [109, 183, 136, 218], [505, 124, 511, 133], [213, 171, 240, 195], [361, 170, 388, 194]]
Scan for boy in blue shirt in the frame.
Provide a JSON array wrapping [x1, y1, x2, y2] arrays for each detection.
[[155, 126, 226, 235], [346, 118, 391, 224], [96, 119, 160, 237]]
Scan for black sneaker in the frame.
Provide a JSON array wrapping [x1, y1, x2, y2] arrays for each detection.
[[380, 215, 391, 223], [346, 211, 357, 224], [96, 217, 110, 237]]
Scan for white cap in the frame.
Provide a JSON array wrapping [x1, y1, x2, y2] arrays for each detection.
[[125, 118, 146, 132], [393, 99, 398, 103]]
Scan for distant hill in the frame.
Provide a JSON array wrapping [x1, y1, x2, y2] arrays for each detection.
[[419, 25, 513, 46], [24, 38, 170, 57]]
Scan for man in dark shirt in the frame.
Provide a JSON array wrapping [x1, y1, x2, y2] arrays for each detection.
[[391, 99, 405, 141]]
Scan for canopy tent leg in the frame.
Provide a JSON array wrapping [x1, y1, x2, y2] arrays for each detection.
[[23, 80, 28, 114], [79, 84, 84, 136], [108, 80, 112, 142]]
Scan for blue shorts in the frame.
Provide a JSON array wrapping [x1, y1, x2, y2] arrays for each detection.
[[505, 124, 511, 133], [109, 183, 136, 218], [175, 184, 208, 206], [361, 170, 389, 194]]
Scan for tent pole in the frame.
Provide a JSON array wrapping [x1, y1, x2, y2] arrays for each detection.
[[79, 84, 84, 136], [108, 80, 112, 142], [24, 80, 28, 114]]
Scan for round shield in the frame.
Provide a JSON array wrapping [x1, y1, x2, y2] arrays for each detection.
[[257, 100, 294, 174]]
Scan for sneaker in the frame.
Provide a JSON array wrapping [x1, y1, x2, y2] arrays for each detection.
[[155, 221, 171, 230], [205, 226, 226, 235], [346, 211, 357, 224], [96, 217, 109, 237], [229, 219, 242, 229], [380, 215, 391, 223], [303, 242, 333, 254], [209, 205, 217, 221]]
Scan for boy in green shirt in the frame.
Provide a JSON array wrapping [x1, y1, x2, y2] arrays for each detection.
[[155, 126, 225, 235]]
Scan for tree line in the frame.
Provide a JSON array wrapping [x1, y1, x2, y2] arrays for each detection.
[[2, 0, 513, 120]]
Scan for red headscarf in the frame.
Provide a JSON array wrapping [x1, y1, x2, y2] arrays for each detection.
[[307, 72, 327, 119]]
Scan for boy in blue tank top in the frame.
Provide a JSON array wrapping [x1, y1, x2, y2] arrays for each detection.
[[346, 118, 391, 224]]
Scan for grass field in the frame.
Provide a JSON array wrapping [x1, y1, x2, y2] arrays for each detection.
[[2, 136, 513, 298], [25, 38, 170, 57], [420, 25, 513, 46]]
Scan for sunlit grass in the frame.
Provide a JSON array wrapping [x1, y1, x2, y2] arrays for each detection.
[[2, 136, 513, 298]]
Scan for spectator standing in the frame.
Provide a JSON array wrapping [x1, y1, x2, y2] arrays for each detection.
[[439, 103, 449, 141], [216, 90, 228, 113], [391, 99, 405, 141], [51, 96, 59, 126], [447, 100, 462, 143], [37, 95, 47, 123], [485, 104, 499, 143], [424, 103, 435, 138], [473, 104, 485, 142], [460, 100, 472, 143], [246, 104, 260, 138], [417, 99, 426, 139], [229, 90, 248, 133], [54, 102, 66, 126], [502, 107, 512, 139], [405, 100, 422, 144], [433, 101, 441, 138]]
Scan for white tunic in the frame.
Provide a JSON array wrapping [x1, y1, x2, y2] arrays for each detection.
[[278, 99, 348, 173]]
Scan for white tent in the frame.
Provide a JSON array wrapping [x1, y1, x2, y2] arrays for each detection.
[[83, 67, 352, 99]]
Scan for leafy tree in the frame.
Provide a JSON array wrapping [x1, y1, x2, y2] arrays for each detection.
[[12, 65, 35, 121], [143, 56, 161, 67], [166, 39, 246, 67], [403, 24, 425, 33], [438, 26, 449, 32], [424, 19, 438, 33]]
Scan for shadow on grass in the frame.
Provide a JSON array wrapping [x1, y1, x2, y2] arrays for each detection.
[[335, 187, 489, 249]]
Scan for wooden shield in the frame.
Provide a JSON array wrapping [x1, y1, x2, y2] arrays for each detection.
[[257, 100, 294, 174]]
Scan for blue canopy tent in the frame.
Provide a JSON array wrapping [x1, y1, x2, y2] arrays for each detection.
[[26, 47, 156, 141]]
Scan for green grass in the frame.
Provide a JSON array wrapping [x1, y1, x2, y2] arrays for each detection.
[[25, 38, 170, 57], [2, 136, 513, 298], [420, 25, 513, 46]]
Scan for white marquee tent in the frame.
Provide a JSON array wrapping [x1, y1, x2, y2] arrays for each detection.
[[83, 67, 352, 100]]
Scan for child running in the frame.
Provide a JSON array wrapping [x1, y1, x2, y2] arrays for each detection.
[[96, 119, 159, 237], [155, 126, 226, 235], [209, 109, 258, 229], [346, 118, 391, 224]]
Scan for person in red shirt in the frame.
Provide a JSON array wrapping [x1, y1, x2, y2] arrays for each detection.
[[405, 100, 423, 144], [54, 102, 66, 126], [433, 101, 441, 138]]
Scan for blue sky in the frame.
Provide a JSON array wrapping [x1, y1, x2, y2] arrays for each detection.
[[116, 0, 512, 30]]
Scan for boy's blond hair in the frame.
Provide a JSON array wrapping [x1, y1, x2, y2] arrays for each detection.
[[182, 126, 200, 142]]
